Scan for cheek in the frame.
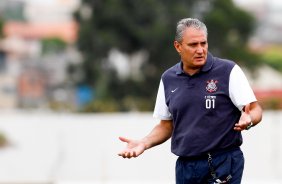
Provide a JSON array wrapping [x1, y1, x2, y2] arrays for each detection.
[[181, 52, 193, 61], [184, 49, 194, 57], [182, 46, 192, 53]]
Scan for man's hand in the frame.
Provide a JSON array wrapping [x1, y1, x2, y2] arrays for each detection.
[[118, 137, 146, 159], [118, 120, 173, 159], [234, 104, 252, 131]]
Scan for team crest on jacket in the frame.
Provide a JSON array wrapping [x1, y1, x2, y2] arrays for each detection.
[[206, 80, 218, 93]]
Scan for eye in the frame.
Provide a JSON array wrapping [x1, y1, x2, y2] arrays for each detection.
[[201, 41, 207, 46], [188, 43, 198, 47]]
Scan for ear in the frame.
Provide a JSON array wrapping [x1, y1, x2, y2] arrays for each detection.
[[174, 41, 182, 53]]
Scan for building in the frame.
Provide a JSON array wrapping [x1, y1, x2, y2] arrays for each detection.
[[0, 0, 81, 110], [234, 0, 282, 44]]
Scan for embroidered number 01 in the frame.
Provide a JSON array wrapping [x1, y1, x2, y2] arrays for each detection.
[[205, 99, 215, 109]]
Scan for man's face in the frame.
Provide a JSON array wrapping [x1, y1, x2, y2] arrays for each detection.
[[174, 27, 208, 74]]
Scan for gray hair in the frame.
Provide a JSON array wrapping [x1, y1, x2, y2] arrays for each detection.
[[175, 18, 208, 43]]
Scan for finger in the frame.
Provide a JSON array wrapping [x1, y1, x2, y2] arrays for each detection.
[[118, 152, 124, 157], [125, 151, 133, 158], [244, 104, 250, 114], [118, 149, 130, 157], [119, 136, 130, 143], [234, 122, 247, 131], [234, 125, 243, 131], [119, 151, 129, 158], [118, 151, 126, 157]]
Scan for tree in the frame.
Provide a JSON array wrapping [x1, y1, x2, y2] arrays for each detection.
[[41, 38, 67, 55], [0, 17, 4, 38], [74, 0, 260, 112], [204, 0, 261, 69]]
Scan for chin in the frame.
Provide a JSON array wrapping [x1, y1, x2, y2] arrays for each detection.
[[194, 60, 206, 66]]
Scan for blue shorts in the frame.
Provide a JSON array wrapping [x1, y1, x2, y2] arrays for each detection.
[[176, 147, 244, 184]]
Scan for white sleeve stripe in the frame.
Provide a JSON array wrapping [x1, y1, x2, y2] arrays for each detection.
[[153, 79, 172, 120], [229, 65, 257, 111]]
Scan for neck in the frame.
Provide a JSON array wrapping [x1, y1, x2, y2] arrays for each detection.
[[182, 65, 201, 76]]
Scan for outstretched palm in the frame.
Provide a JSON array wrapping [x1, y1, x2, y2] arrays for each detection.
[[118, 137, 146, 158]]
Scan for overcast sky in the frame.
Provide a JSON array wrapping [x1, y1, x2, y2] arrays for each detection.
[[17, 0, 78, 5], [234, 0, 282, 6], [18, 0, 56, 4], [17, 0, 282, 7]]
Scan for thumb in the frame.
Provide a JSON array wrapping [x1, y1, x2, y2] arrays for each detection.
[[119, 136, 130, 143], [244, 104, 251, 114]]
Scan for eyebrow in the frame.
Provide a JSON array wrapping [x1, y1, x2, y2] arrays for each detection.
[[187, 41, 207, 45]]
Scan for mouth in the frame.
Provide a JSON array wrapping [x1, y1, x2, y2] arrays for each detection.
[[194, 56, 205, 62]]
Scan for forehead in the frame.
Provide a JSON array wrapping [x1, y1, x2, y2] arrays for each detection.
[[182, 27, 207, 42]]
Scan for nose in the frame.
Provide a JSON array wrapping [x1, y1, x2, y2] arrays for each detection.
[[196, 46, 204, 53]]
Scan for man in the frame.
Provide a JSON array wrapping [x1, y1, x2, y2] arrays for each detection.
[[118, 18, 262, 184]]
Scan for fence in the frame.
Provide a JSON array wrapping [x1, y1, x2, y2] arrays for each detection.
[[0, 111, 281, 184]]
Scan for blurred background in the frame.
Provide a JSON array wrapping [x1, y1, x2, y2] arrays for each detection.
[[0, 0, 281, 183]]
